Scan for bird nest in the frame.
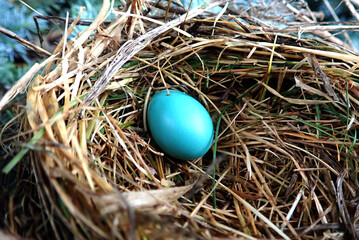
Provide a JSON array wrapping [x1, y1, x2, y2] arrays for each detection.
[[1, 0, 359, 239]]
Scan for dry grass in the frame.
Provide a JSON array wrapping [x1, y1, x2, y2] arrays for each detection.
[[1, 0, 359, 239]]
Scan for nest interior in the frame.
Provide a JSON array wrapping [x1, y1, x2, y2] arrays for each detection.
[[2, 0, 359, 239]]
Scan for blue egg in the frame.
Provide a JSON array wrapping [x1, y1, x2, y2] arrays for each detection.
[[147, 90, 214, 160]]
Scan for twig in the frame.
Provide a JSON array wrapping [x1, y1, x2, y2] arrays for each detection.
[[281, 0, 353, 50], [0, 25, 51, 56], [343, 0, 359, 22], [323, 0, 353, 48], [146, 0, 186, 14], [33, 15, 111, 46]]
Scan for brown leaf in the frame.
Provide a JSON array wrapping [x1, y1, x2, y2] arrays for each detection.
[[304, 53, 339, 101]]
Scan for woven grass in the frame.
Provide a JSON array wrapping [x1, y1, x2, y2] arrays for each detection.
[[2, 0, 359, 239]]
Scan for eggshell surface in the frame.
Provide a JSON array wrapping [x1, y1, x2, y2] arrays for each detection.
[[147, 90, 213, 160]]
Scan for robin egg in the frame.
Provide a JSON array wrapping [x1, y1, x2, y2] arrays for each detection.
[[147, 90, 214, 160]]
